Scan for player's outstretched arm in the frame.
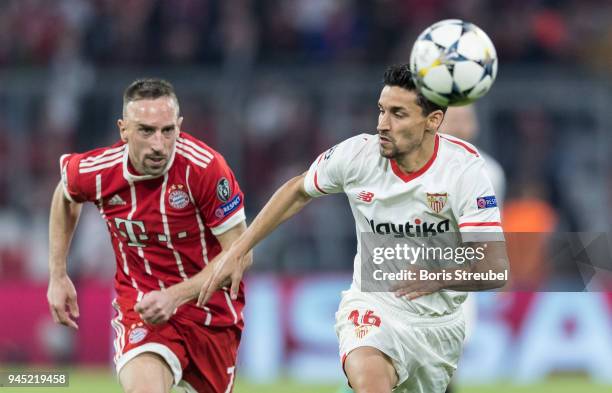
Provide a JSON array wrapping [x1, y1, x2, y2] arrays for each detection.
[[450, 241, 510, 291], [135, 222, 249, 324], [47, 181, 82, 330], [197, 173, 313, 306], [395, 241, 510, 300]]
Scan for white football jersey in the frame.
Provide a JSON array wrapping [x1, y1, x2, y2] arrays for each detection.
[[304, 133, 503, 317]]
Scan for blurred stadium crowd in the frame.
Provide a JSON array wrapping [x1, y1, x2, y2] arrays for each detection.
[[1, 0, 612, 67], [0, 0, 610, 286]]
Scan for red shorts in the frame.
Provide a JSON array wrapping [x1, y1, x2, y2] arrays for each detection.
[[111, 299, 242, 393]]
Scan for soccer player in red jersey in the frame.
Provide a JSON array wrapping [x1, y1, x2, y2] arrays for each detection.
[[47, 79, 248, 393]]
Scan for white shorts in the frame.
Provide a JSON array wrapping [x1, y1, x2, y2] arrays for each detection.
[[335, 290, 465, 393]]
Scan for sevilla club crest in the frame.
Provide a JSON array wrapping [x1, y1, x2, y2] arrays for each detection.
[[426, 192, 448, 214]]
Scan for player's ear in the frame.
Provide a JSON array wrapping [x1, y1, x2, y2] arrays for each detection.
[[177, 116, 183, 133], [426, 110, 445, 132], [118, 119, 128, 142]]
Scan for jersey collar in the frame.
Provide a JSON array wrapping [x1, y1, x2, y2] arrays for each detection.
[[122, 143, 176, 182], [390, 134, 439, 183]]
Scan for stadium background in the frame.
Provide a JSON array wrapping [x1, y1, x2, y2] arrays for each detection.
[[1, 0, 611, 391]]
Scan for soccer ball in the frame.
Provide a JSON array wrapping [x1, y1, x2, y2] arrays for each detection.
[[409, 19, 498, 107]]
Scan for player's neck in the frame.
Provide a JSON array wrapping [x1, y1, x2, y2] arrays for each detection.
[[127, 155, 146, 175], [394, 133, 436, 174]]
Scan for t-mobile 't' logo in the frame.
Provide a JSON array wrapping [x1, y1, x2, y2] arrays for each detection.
[[114, 218, 147, 247]]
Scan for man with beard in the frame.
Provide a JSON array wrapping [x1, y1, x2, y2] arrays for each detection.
[[48, 79, 248, 393]]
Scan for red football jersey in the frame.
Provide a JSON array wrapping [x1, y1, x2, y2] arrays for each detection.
[[60, 132, 246, 327]]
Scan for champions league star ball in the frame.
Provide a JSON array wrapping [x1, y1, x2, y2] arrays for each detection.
[[409, 19, 498, 106]]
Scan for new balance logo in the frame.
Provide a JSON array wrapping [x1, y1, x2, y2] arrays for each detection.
[[108, 194, 126, 206], [357, 191, 375, 203]]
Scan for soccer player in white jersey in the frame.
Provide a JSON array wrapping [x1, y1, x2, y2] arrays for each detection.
[[198, 64, 510, 393]]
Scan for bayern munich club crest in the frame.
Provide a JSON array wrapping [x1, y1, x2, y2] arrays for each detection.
[[168, 184, 190, 209], [128, 326, 148, 344], [426, 192, 448, 214]]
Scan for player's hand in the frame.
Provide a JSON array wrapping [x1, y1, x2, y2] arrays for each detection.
[[393, 281, 445, 300], [392, 269, 446, 300], [47, 275, 80, 330], [197, 247, 252, 307], [135, 289, 179, 325]]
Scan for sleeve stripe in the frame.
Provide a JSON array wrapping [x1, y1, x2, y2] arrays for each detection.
[[459, 221, 502, 228], [81, 145, 125, 163], [313, 170, 328, 195], [440, 135, 479, 157], [80, 150, 124, 168], [59, 154, 76, 203], [176, 141, 212, 163], [79, 157, 123, 173], [210, 207, 246, 236], [176, 149, 209, 169], [177, 137, 214, 159]]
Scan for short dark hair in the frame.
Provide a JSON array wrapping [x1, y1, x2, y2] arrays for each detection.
[[383, 64, 447, 115], [123, 78, 179, 116]]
